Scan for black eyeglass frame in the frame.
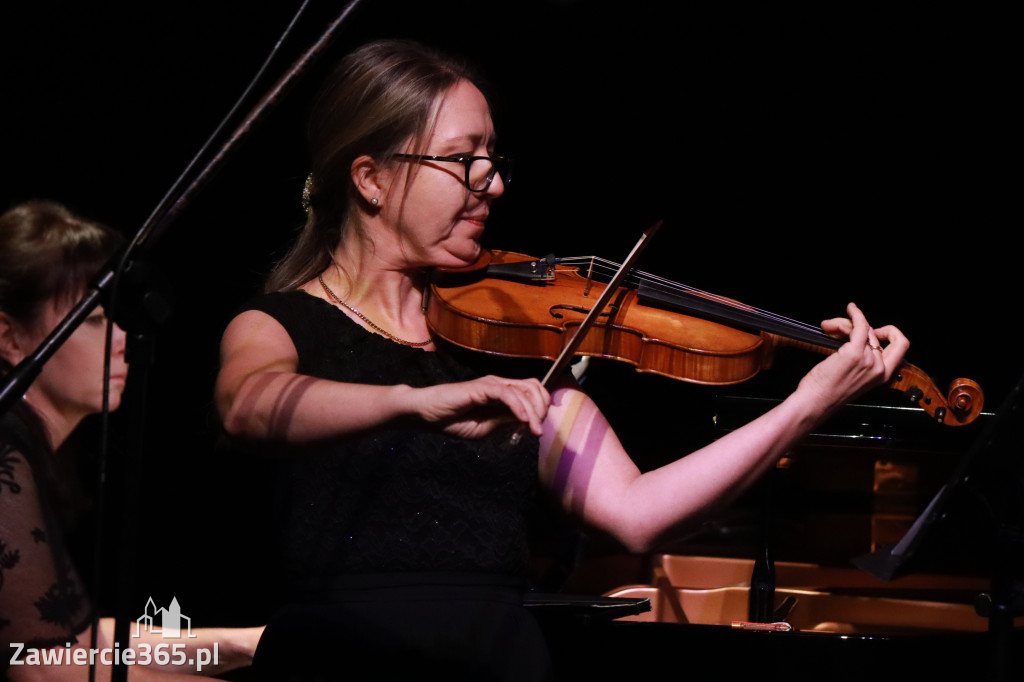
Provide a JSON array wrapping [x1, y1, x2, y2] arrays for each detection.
[[392, 153, 511, 192]]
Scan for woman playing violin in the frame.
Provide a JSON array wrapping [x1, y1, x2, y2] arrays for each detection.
[[215, 39, 909, 681]]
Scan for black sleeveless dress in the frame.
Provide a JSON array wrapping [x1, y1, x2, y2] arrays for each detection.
[[239, 291, 552, 681]]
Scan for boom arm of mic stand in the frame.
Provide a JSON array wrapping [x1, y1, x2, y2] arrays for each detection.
[[0, 0, 368, 418]]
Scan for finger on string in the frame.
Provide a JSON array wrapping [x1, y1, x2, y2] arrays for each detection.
[[866, 324, 883, 352], [821, 316, 853, 339], [866, 336, 885, 357], [874, 324, 910, 370], [873, 324, 908, 347], [845, 302, 870, 348]]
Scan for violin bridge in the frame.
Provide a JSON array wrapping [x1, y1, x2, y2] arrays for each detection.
[[583, 257, 595, 297]]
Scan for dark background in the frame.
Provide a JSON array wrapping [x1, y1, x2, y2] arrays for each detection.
[[1, 1, 1017, 627]]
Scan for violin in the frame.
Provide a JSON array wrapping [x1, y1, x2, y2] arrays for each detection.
[[424, 249, 984, 426]]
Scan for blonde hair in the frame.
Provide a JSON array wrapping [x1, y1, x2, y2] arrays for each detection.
[[265, 39, 487, 292]]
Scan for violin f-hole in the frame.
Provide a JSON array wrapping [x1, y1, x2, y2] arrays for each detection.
[[550, 304, 606, 320], [550, 288, 629, 321]]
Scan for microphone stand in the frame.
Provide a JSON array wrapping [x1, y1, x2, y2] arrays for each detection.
[[0, 2, 369, 680]]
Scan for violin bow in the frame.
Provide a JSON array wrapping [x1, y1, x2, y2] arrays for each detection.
[[505, 220, 662, 447], [540, 219, 663, 388]]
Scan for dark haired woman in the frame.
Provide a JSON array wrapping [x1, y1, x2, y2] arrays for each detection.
[[0, 200, 262, 681], [216, 39, 908, 680]]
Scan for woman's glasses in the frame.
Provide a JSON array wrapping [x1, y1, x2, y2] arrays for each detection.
[[393, 153, 511, 192]]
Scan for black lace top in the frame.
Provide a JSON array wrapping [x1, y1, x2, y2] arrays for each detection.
[[0, 408, 92, 672], [240, 291, 541, 583]]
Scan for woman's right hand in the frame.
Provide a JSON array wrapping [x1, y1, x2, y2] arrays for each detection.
[[412, 375, 550, 439]]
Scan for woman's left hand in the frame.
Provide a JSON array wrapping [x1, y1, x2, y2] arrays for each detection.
[[797, 302, 910, 411]]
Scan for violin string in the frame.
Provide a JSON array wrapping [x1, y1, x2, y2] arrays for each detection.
[[556, 256, 831, 340], [636, 269, 828, 337]]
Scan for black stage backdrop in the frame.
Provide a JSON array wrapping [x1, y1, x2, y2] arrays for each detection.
[[0, 1, 1016, 627]]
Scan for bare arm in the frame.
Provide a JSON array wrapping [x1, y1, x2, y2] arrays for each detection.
[[538, 303, 909, 553], [215, 310, 549, 443], [95, 619, 264, 677]]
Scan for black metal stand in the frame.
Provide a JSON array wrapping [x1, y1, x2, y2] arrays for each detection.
[[103, 260, 170, 682], [973, 526, 1024, 682], [855, 368, 1024, 682], [748, 474, 777, 623]]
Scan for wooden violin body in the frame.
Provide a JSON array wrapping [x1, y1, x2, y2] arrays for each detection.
[[425, 250, 984, 426]]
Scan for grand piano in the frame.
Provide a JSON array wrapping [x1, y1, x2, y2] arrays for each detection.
[[526, 368, 1024, 682]]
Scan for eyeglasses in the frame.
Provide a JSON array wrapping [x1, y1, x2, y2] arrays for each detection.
[[393, 153, 511, 192]]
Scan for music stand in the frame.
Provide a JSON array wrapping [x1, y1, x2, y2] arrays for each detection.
[[854, 367, 1024, 680]]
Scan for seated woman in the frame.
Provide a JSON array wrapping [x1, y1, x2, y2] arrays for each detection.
[[0, 200, 263, 681]]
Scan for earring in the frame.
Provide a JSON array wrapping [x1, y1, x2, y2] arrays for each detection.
[[301, 173, 314, 214], [370, 197, 379, 207]]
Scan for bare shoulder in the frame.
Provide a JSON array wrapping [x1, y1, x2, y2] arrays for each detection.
[[221, 309, 295, 356], [217, 309, 299, 402]]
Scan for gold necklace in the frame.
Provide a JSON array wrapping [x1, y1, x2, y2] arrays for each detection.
[[318, 273, 432, 347]]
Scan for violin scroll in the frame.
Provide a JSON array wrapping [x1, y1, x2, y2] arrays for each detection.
[[889, 364, 984, 426]]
